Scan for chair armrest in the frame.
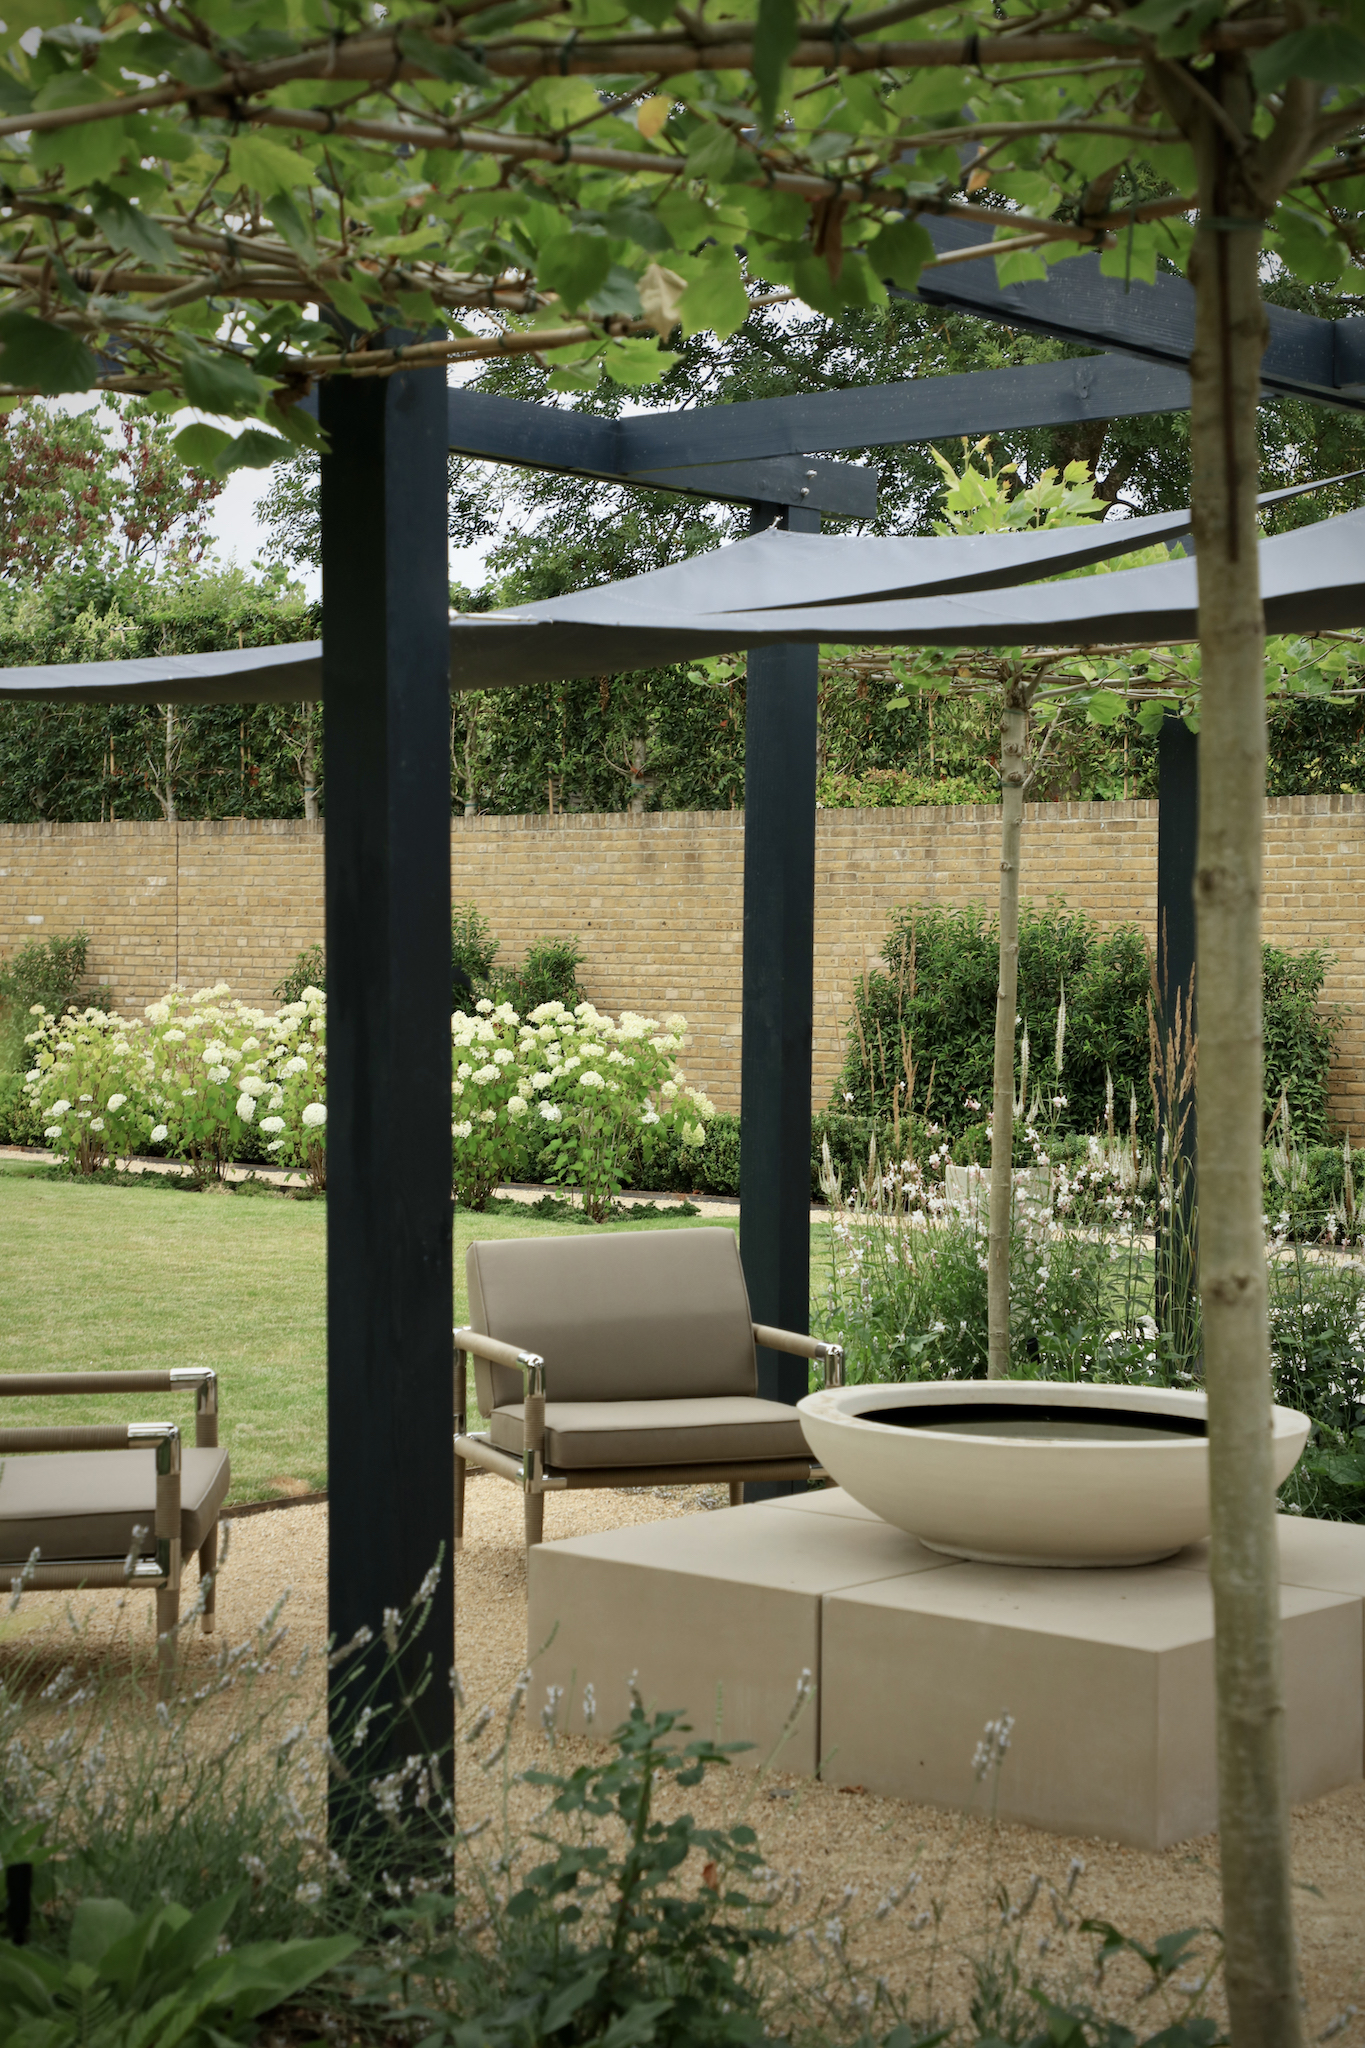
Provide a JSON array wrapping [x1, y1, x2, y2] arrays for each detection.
[[452, 1328, 545, 1395], [751, 1324, 845, 1389], [0, 1368, 218, 1449]]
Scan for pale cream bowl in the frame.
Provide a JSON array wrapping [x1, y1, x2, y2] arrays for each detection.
[[796, 1379, 1310, 1567]]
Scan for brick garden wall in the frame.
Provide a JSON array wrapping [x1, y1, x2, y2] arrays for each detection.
[[2, 795, 1361, 1134]]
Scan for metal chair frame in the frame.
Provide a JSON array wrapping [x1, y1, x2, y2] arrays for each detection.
[[0, 1368, 221, 1698]]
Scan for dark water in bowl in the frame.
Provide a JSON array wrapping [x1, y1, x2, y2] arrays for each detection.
[[865, 1401, 1206, 1443]]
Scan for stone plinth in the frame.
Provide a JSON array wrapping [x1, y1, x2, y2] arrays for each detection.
[[527, 1493, 1365, 1847]]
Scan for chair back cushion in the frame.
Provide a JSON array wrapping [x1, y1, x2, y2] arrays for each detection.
[[466, 1227, 756, 1410]]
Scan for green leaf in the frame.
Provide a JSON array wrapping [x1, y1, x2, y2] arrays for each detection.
[[601, 337, 675, 387], [69, 1898, 138, 1968], [30, 110, 127, 184], [547, 357, 602, 391], [120, 27, 225, 88], [178, 337, 269, 417], [683, 123, 740, 182], [264, 190, 316, 261], [321, 273, 377, 332], [1252, 25, 1365, 92], [214, 429, 293, 473], [588, 264, 644, 320], [541, 1965, 608, 2033], [398, 26, 491, 88], [1271, 207, 1347, 287], [1085, 690, 1127, 727], [537, 230, 613, 310], [227, 133, 309, 198], [866, 216, 935, 290], [0, 313, 99, 394], [754, 0, 799, 132], [676, 246, 750, 338], [87, 183, 178, 265]]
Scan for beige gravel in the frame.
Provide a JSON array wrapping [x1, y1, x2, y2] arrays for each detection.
[[6, 1480, 1363, 2040]]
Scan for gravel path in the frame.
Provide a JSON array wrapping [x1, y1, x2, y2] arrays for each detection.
[[7, 1481, 1363, 2039]]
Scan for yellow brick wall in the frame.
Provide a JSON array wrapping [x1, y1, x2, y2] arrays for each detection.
[[2, 795, 1362, 1134]]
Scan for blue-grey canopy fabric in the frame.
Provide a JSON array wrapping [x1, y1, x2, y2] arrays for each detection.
[[0, 486, 1358, 705]]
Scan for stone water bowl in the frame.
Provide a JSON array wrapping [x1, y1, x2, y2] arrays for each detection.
[[796, 1380, 1311, 1567]]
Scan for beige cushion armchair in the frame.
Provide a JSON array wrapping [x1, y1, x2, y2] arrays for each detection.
[[0, 1368, 229, 1698], [454, 1227, 843, 1546]]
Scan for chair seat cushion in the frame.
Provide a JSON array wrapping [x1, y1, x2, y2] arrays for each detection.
[[488, 1397, 811, 1471], [0, 1448, 231, 1565]]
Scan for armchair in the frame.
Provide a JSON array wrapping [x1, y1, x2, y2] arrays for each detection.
[[453, 1228, 843, 1547], [0, 1368, 229, 1698]]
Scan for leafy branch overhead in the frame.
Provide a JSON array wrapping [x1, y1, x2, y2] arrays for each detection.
[[0, 0, 1361, 470]]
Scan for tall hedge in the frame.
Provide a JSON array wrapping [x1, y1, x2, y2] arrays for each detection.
[[834, 901, 1343, 1144]]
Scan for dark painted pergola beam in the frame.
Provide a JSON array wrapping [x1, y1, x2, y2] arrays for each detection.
[[446, 387, 879, 516], [907, 216, 1365, 407]]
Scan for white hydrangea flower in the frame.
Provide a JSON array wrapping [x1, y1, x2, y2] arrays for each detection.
[[44, 1125, 62, 1140], [491, 1048, 514, 1066], [236, 1093, 257, 1122], [472, 1065, 500, 1085], [150, 1124, 168, 1143], [267, 1089, 284, 1111], [452, 1080, 465, 1098], [457, 1063, 472, 1081], [301, 1102, 327, 1128], [478, 1108, 496, 1124], [579, 1071, 604, 1089], [475, 999, 493, 1015], [267, 1139, 285, 1152], [259, 1116, 285, 1135], [507, 1096, 528, 1118], [282, 1057, 308, 1077], [25, 1068, 40, 1084], [641, 1108, 660, 1126], [452, 1120, 473, 1140], [538, 1102, 563, 1123], [208, 1066, 231, 1085], [162, 1028, 185, 1044], [661, 1080, 678, 1099], [89, 1117, 105, 1133], [78, 1092, 93, 1103], [239, 1075, 268, 1098], [50, 1098, 71, 1116]]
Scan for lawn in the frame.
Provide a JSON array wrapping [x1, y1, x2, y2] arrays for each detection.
[[0, 1166, 746, 1503]]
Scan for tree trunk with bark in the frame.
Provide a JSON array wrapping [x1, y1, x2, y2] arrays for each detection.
[[986, 686, 1027, 1379], [1169, 57, 1303, 2048]]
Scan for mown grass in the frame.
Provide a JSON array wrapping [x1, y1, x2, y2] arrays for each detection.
[[0, 1165, 741, 1503]]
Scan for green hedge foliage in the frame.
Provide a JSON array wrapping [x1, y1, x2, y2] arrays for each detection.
[[834, 901, 1343, 1143]]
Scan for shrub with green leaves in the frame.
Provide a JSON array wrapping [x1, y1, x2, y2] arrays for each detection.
[[0, 932, 87, 1072], [836, 901, 1344, 1145], [530, 1000, 715, 1223], [20, 1004, 151, 1174]]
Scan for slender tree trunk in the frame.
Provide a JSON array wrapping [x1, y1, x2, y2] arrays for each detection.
[[986, 688, 1027, 1378], [302, 706, 319, 821], [1187, 121, 1301, 2048]]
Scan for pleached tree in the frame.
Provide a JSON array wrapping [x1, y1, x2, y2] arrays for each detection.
[[4, 3, 1363, 2037]]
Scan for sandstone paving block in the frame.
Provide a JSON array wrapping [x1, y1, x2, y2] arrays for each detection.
[[527, 1502, 949, 1774], [820, 1555, 1362, 1848]]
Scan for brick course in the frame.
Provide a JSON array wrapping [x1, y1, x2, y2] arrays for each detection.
[[2, 795, 1361, 1133]]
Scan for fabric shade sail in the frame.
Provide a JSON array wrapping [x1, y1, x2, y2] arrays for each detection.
[[0, 494, 1359, 706]]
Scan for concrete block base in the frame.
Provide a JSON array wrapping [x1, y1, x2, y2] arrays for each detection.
[[527, 1493, 1365, 1848]]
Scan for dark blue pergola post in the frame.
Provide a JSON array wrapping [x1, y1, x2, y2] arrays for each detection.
[[740, 503, 820, 1498], [320, 357, 455, 1759]]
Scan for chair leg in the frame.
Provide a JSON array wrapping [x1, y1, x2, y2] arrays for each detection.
[[198, 1524, 218, 1635], [729, 1480, 745, 1508], [524, 1486, 545, 1548], [156, 1586, 178, 1701], [455, 1449, 466, 1554]]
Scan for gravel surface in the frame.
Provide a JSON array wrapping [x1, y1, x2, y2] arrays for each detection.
[[7, 1481, 1363, 2039]]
